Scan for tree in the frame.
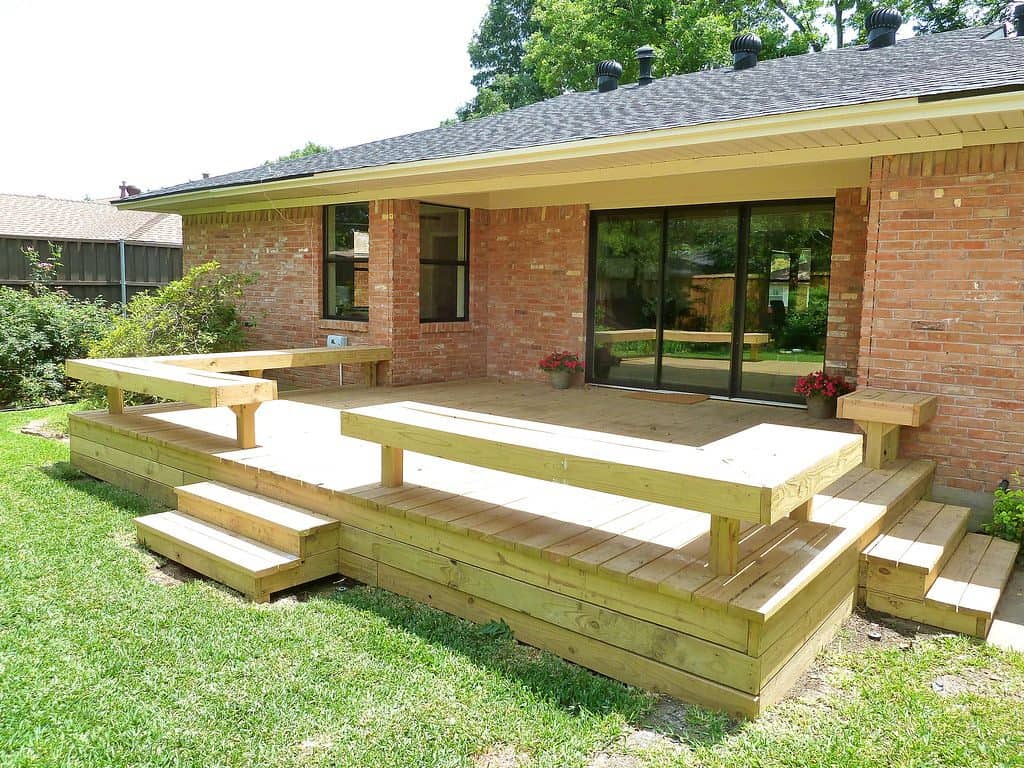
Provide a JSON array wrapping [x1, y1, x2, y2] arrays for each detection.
[[268, 141, 332, 165], [457, 0, 546, 120], [522, 0, 826, 95]]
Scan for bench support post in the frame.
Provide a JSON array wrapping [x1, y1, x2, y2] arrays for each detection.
[[856, 420, 900, 469], [246, 369, 264, 378], [381, 445, 403, 487], [230, 403, 261, 449], [364, 361, 377, 387], [790, 497, 813, 522], [106, 387, 124, 415], [709, 516, 740, 577]]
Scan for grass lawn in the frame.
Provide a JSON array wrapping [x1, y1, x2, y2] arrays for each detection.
[[2, 405, 1023, 768]]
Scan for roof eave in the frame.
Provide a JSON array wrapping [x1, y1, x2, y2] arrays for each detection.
[[114, 89, 1024, 215]]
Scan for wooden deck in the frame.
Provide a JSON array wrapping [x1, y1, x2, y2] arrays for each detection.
[[69, 380, 940, 717]]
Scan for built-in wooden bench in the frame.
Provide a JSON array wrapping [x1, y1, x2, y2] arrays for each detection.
[[67, 346, 392, 449], [340, 401, 862, 576], [594, 328, 772, 360], [837, 388, 937, 469]]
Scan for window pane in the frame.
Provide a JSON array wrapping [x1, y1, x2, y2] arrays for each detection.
[[420, 204, 467, 321], [660, 207, 739, 393], [590, 212, 662, 388], [741, 203, 834, 401], [324, 203, 369, 320]]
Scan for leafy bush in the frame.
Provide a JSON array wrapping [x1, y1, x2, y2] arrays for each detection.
[[90, 261, 256, 359], [986, 472, 1024, 545], [779, 286, 829, 350], [0, 287, 114, 406]]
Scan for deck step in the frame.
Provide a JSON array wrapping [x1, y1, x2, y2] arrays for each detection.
[[866, 533, 1020, 638], [862, 501, 970, 598], [136, 511, 306, 601], [926, 534, 1020, 620], [175, 481, 339, 556]]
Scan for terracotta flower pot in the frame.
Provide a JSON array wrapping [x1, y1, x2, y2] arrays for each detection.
[[549, 370, 572, 390], [806, 393, 837, 419]]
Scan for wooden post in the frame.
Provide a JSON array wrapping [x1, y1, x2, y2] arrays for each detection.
[[790, 497, 814, 522], [246, 369, 264, 378], [364, 361, 377, 387], [106, 387, 124, 415], [381, 445, 403, 487], [858, 421, 900, 469], [230, 403, 260, 449], [709, 516, 740, 577]]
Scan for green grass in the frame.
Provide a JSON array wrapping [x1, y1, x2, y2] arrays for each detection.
[[2, 405, 1023, 768]]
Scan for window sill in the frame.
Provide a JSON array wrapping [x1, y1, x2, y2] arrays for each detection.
[[421, 321, 475, 334], [319, 319, 370, 332]]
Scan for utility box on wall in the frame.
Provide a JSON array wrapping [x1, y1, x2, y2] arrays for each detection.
[[326, 335, 348, 348]]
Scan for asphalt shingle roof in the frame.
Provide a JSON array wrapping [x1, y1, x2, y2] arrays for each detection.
[[0, 194, 181, 245], [129, 26, 1024, 203]]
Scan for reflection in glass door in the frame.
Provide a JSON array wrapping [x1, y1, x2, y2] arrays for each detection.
[[741, 203, 834, 402], [588, 200, 835, 403], [660, 208, 738, 393], [590, 212, 663, 388]]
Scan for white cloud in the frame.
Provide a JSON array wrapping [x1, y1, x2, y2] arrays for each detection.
[[0, 0, 488, 200]]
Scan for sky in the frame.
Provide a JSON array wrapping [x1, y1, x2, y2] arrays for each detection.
[[0, 0, 490, 201]]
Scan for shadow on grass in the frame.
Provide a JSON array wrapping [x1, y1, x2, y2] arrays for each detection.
[[40, 461, 731, 743], [330, 584, 724, 738]]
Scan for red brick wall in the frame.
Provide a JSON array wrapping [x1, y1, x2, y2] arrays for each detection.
[[480, 205, 590, 381], [825, 187, 869, 382], [859, 143, 1024, 493], [368, 200, 488, 385]]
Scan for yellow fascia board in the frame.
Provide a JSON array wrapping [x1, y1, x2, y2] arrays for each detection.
[[117, 91, 1024, 213]]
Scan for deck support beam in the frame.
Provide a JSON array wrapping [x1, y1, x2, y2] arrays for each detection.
[[106, 387, 124, 415], [710, 516, 740, 576], [230, 403, 261, 449], [381, 445, 404, 487], [856, 420, 900, 469], [364, 361, 378, 387]]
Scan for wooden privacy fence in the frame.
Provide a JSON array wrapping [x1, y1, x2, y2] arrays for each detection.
[[0, 237, 182, 303], [67, 346, 393, 448]]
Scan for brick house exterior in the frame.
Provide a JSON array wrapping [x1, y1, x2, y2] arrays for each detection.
[[131, 25, 1024, 509]]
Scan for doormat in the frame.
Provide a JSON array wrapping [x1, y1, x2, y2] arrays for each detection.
[[623, 391, 708, 405]]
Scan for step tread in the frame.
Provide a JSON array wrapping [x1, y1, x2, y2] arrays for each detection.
[[136, 511, 300, 577], [175, 482, 337, 534], [926, 534, 1020, 618], [863, 501, 969, 572]]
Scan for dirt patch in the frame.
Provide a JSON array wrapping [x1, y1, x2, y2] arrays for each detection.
[[473, 744, 530, 767], [20, 418, 69, 443], [586, 753, 645, 768]]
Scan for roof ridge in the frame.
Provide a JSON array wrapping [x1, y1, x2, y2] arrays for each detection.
[[0, 191, 117, 207]]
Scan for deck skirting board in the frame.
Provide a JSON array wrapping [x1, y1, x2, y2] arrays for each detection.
[[67, 407, 930, 717]]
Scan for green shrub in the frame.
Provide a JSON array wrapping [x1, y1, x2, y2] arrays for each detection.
[[0, 287, 114, 407], [779, 286, 829, 350], [90, 261, 257, 360], [986, 472, 1024, 545]]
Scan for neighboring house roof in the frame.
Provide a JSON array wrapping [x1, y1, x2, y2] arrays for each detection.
[[0, 193, 181, 245], [126, 25, 1024, 204]]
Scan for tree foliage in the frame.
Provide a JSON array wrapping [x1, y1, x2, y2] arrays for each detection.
[[268, 141, 332, 165], [458, 0, 1008, 120], [457, 0, 545, 120], [90, 261, 256, 361]]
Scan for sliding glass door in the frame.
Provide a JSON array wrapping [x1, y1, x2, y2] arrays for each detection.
[[587, 200, 835, 403]]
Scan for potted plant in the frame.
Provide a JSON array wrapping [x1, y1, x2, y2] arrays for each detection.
[[793, 371, 853, 418], [538, 351, 583, 390]]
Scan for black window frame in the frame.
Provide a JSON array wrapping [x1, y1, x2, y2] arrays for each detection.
[[419, 202, 470, 323], [585, 197, 835, 402], [323, 202, 371, 322]]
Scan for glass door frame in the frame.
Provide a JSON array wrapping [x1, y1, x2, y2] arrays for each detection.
[[585, 197, 835, 401]]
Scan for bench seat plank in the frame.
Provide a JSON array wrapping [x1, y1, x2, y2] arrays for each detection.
[[66, 358, 277, 408], [341, 401, 862, 526], [156, 346, 392, 373]]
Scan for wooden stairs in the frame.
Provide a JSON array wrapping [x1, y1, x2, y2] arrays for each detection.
[[135, 482, 340, 602], [861, 500, 1020, 637]]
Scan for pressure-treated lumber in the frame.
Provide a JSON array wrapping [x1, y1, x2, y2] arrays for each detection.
[[152, 345, 392, 373], [343, 402, 862, 526], [837, 389, 938, 469]]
